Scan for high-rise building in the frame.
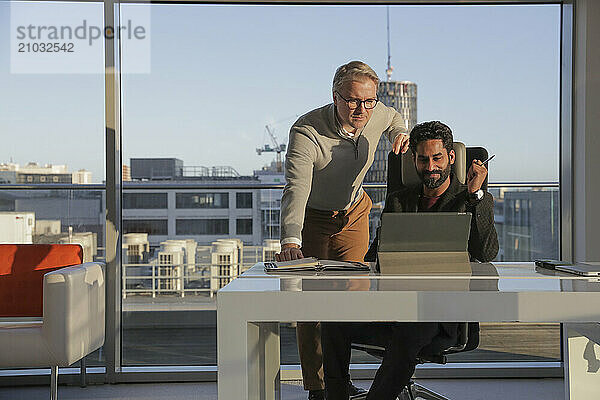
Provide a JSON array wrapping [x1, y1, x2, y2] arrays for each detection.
[[364, 7, 418, 197], [379, 81, 417, 128], [364, 81, 417, 203]]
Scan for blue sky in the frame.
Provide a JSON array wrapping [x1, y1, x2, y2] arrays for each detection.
[[0, 2, 560, 182]]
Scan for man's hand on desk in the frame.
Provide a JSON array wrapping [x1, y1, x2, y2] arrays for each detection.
[[275, 243, 304, 261]]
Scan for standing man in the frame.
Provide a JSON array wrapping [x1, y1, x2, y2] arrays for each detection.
[[275, 61, 410, 400]]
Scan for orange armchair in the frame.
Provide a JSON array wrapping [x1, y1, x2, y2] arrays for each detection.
[[0, 244, 105, 400]]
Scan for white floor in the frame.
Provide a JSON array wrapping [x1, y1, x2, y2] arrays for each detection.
[[0, 378, 565, 400]]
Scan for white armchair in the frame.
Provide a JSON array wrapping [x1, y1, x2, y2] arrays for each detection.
[[0, 262, 105, 400]]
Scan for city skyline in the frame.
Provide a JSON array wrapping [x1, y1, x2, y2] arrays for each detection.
[[0, 3, 561, 183]]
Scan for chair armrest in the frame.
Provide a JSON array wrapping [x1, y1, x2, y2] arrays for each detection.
[[42, 262, 105, 366]]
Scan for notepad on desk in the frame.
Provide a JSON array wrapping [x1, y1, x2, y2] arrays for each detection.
[[264, 257, 370, 273]]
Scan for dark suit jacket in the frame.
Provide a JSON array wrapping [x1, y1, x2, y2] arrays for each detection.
[[364, 173, 499, 344], [366, 172, 499, 263]]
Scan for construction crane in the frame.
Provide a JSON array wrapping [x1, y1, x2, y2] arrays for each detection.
[[256, 124, 287, 172]]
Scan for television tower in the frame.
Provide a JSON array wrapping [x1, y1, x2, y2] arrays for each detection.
[[386, 6, 393, 82], [364, 6, 418, 200]]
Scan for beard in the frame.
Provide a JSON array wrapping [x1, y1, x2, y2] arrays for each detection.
[[418, 163, 451, 189]]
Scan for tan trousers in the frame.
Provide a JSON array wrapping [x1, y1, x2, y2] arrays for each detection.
[[297, 192, 372, 390]]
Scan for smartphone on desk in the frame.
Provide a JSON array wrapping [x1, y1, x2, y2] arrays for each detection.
[[534, 259, 572, 270]]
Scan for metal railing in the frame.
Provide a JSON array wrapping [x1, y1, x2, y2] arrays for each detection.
[[0, 181, 561, 191], [121, 262, 258, 298]]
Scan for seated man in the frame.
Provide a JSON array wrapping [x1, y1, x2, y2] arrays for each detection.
[[321, 121, 499, 400]]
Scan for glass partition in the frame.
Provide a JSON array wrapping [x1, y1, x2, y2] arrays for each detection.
[[119, 3, 561, 370], [0, 0, 106, 376]]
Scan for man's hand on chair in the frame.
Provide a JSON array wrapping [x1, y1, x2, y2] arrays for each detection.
[[392, 133, 410, 154], [275, 243, 304, 261]]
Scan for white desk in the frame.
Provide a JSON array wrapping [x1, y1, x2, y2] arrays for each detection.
[[217, 263, 600, 399]]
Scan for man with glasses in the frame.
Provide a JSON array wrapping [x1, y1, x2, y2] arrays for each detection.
[[276, 61, 409, 400]]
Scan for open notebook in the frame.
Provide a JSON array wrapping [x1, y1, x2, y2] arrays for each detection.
[[264, 257, 370, 273]]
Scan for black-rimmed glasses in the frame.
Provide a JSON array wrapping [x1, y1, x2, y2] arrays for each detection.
[[335, 91, 379, 110]]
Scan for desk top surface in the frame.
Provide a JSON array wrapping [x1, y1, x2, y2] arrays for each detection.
[[220, 262, 600, 294]]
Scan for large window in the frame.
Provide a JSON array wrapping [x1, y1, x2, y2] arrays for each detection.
[[2, 2, 105, 181], [0, 0, 107, 375], [0, 0, 564, 382], [116, 2, 561, 372]]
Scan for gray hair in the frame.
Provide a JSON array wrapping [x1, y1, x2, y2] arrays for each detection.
[[332, 61, 379, 93]]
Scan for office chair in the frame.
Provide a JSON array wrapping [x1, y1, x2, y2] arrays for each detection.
[[353, 142, 488, 400]]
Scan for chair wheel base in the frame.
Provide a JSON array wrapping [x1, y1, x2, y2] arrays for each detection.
[[408, 381, 451, 400], [347, 381, 450, 400]]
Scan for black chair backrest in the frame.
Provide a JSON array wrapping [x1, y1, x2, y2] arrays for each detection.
[[386, 144, 490, 196], [465, 146, 489, 191], [386, 151, 403, 195]]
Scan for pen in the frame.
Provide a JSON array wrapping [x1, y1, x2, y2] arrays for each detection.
[[481, 154, 495, 165]]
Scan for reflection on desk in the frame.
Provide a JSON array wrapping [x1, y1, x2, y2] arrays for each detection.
[[234, 262, 600, 294]]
